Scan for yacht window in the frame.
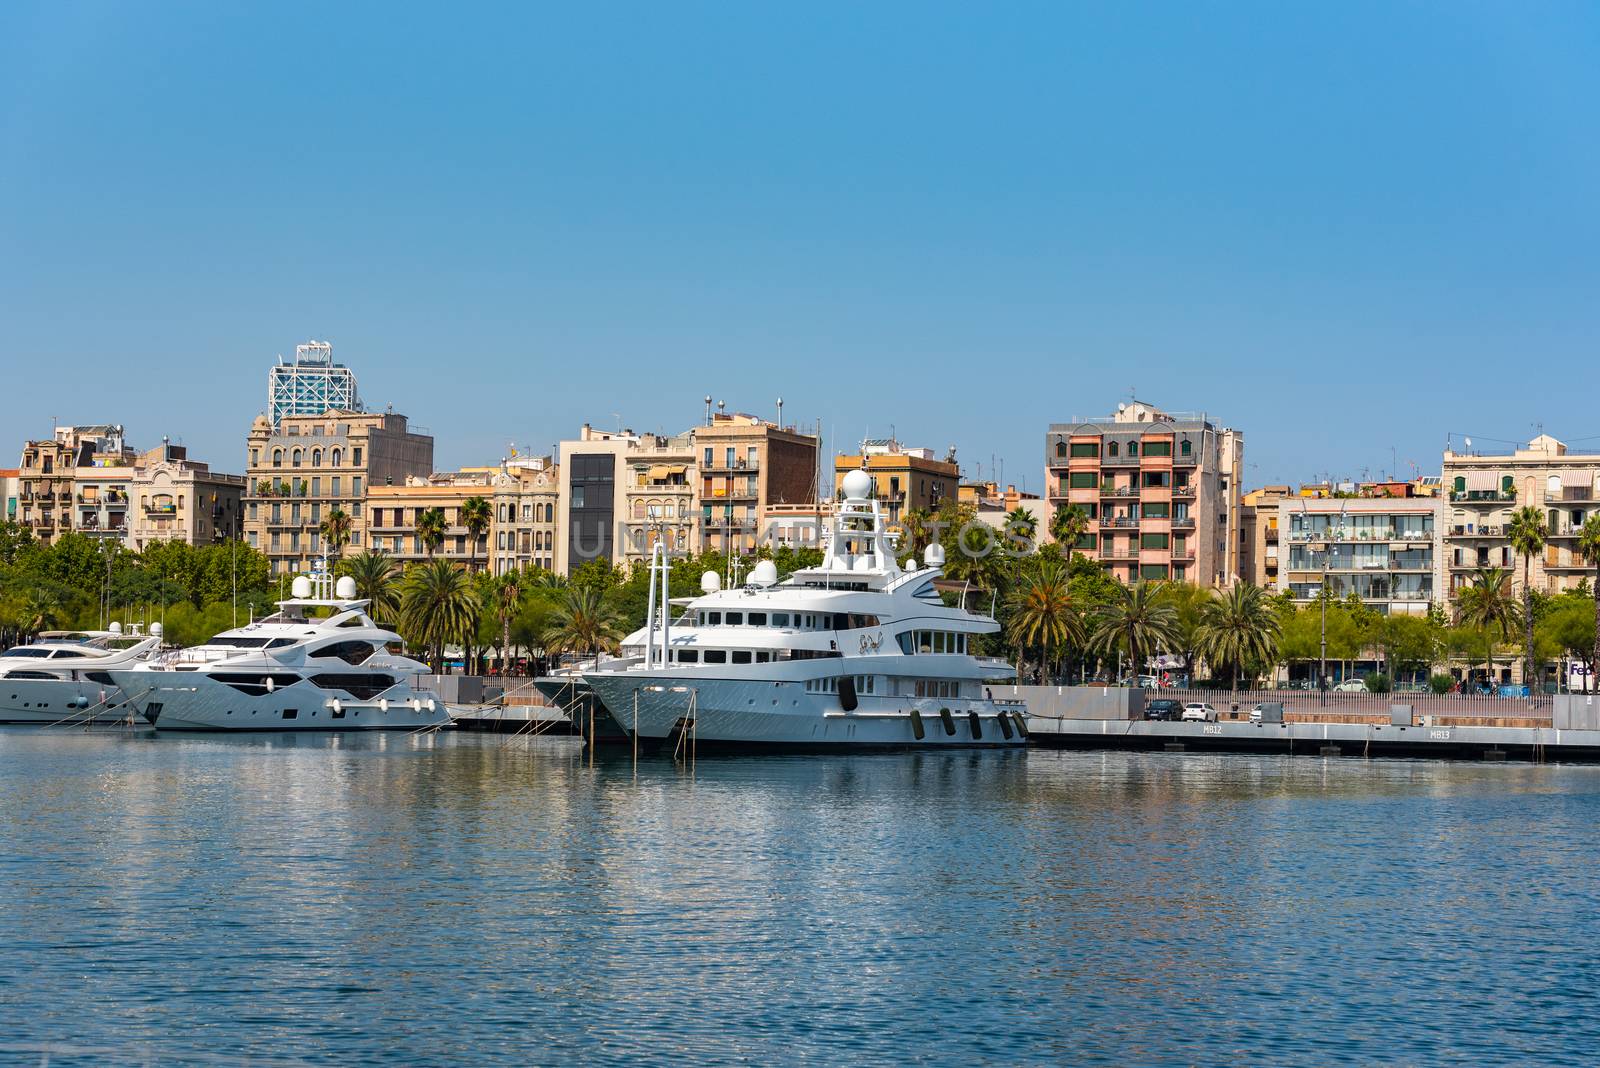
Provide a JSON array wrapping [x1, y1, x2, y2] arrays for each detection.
[[731, 651, 752, 665], [1, 648, 51, 658], [266, 639, 298, 650], [772, 613, 789, 627], [703, 650, 727, 664], [725, 612, 743, 625], [676, 650, 699, 664], [747, 612, 767, 625], [705, 612, 721, 626], [214, 673, 302, 696], [755, 651, 771, 663], [312, 641, 375, 665], [84, 671, 116, 685], [4, 670, 58, 680], [208, 636, 271, 649], [282, 709, 298, 720], [308, 674, 395, 699]]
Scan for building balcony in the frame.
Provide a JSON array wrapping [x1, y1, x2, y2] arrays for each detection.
[[1172, 485, 1196, 499], [1099, 546, 1139, 561], [1557, 486, 1600, 503], [701, 518, 759, 534], [1449, 490, 1515, 502], [1171, 517, 1196, 530], [1449, 525, 1503, 538], [1099, 486, 1138, 498], [1265, 528, 1279, 542], [1099, 517, 1139, 529], [1099, 455, 1138, 467], [702, 459, 759, 472]]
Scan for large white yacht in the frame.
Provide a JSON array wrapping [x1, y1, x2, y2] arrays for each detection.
[[579, 469, 1028, 750], [109, 568, 453, 732], [0, 624, 163, 725]]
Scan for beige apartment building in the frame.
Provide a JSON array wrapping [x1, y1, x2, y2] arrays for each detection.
[[363, 457, 560, 574], [1239, 485, 1291, 589], [126, 446, 247, 550], [244, 410, 434, 574], [1442, 434, 1600, 597], [17, 426, 131, 545], [490, 457, 560, 575], [1045, 400, 1244, 586], [834, 440, 959, 527], [557, 412, 819, 573]]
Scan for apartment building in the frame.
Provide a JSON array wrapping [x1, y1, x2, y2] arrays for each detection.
[[490, 457, 560, 575], [557, 412, 820, 573], [366, 472, 494, 569], [1281, 496, 1443, 615], [1045, 400, 1244, 586], [1239, 485, 1291, 589], [126, 445, 247, 550], [1442, 434, 1600, 596], [17, 426, 133, 545], [0, 470, 17, 523], [244, 410, 434, 574], [961, 480, 1050, 545], [696, 412, 819, 557], [834, 440, 959, 526]]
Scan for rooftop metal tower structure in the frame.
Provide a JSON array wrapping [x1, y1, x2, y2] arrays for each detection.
[[268, 341, 361, 426]]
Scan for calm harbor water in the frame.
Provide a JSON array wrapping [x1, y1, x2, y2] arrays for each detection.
[[3, 729, 1599, 1066]]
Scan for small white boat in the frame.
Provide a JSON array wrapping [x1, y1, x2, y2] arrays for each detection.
[[0, 624, 163, 725]]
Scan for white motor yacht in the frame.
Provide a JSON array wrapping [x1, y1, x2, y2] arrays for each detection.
[[0, 624, 163, 724], [110, 568, 453, 732], [580, 469, 1028, 750]]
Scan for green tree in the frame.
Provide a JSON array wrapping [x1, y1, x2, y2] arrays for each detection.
[[319, 508, 353, 559], [1454, 567, 1522, 690], [1579, 514, 1600, 692], [1004, 507, 1038, 551], [1003, 557, 1083, 682], [1161, 581, 1212, 684], [1049, 504, 1091, 555], [542, 587, 626, 666], [399, 559, 480, 672], [1508, 505, 1548, 688], [1538, 597, 1596, 692], [414, 507, 447, 560], [1087, 580, 1179, 680], [340, 550, 400, 623], [487, 569, 524, 673], [460, 496, 492, 573], [1195, 581, 1281, 690]]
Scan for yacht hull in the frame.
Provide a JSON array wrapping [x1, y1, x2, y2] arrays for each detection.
[[0, 678, 149, 726], [109, 673, 453, 732], [586, 675, 1026, 750]]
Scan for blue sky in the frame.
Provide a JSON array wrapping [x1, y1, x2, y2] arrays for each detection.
[[2, 2, 1597, 488]]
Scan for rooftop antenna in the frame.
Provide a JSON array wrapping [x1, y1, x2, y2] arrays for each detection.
[[704, 395, 713, 426]]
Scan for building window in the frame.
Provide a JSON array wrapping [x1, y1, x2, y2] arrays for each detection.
[[353, 447, 363, 466], [352, 477, 362, 497], [332, 448, 343, 467], [1142, 471, 1169, 488], [312, 449, 322, 467], [311, 477, 321, 496], [1128, 441, 1139, 458], [1143, 441, 1171, 457], [1141, 533, 1169, 550], [1140, 564, 1169, 580], [1106, 441, 1119, 457], [1180, 439, 1192, 457], [1070, 442, 1098, 458], [1068, 471, 1096, 489], [1143, 502, 1169, 518], [331, 477, 340, 497], [272, 449, 283, 468], [1055, 442, 1067, 459]]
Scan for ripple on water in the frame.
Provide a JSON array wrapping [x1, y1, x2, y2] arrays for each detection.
[[2, 730, 1600, 1065]]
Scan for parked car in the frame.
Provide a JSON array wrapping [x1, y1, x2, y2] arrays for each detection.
[[1249, 703, 1267, 723], [1181, 702, 1218, 723], [1332, 679, 1368, 693], [1145, 698, 1182, 721], [1137, 675, 1161, 689]]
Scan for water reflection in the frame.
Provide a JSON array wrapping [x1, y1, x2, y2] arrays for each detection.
[[2, 729, 1597, 1065]]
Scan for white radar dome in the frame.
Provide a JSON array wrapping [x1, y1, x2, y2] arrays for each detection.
[[923, 542, 946, 567], [750, 560, 778, 586], [841, 469, 872, 500], [335, 576, 358, 600], [700, 570, 723, 594], [108, 621, 122, 634], [291, 576, 312, 599], [151, 622, 163, 637]]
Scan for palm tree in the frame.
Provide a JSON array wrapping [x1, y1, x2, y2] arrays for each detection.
[[899, 507, 934, 562], [1088, 580, 1179, 681], [21, 590, 61, 641], [461, 496, 492, 573], [1195, 581, 1281, 691], [319, 508, 352, 560], [1005, 507, 1038, 550], [487, 570, 524, 675], [542, 587, 626, 667], [399, 559, 480, 672], [342, 550, 399, 623], [1508, 505, 1548, 691], [414, 507, 446, 560], [1578, 514, 1600, 692], [1004, 558, 1083, 682], [1050, 504, 1090, 555], [1454, 567, 1522, 692]]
